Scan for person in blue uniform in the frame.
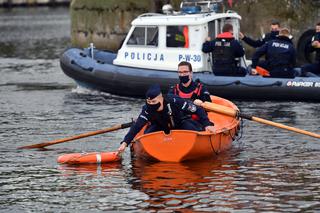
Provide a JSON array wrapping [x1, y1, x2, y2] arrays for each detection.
[[117, 84, 215, 154], [251, 28, 298, 78], [167, 61, 211, 102], [202, 23, 247, 76], [239, 20, 280, 48], [301, 22, 320, 76]]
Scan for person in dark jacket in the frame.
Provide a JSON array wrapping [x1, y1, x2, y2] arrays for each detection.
[[167, 61, 211, 102], [117, 84, 215, 154], [251, 28, 298, 78], [301, 22, 320, 76], [240, 20, 280, 48], [202, 23, 247, 76]]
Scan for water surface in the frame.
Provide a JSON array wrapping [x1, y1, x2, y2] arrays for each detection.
[[0, 8, 320, 212]]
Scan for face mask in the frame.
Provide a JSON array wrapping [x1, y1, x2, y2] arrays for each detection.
[[146, 102, 161, 112], [179, 75, 190, 84], [270, 31, 279, 37]]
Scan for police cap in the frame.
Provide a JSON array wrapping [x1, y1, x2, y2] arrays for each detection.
[[146, 84, 162, 100]]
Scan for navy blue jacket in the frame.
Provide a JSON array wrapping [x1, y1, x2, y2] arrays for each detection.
[[202, 32, 245, 75], [310, 32, 320, 62], [252, 36, 296, 78], [122, 95, 212, 145], [242, 31, 279, 48]]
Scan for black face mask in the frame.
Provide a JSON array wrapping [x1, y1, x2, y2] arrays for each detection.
[[270, 30, 279, 37], [146, 102, 161, 112], [179, 75, 190, 84]]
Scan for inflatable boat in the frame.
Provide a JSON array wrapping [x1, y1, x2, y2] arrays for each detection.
[[60, 0, 320, 101]]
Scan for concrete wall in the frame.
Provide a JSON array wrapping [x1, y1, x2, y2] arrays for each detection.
[[70, 0, 181, 51], [70, 0, 320, 56]]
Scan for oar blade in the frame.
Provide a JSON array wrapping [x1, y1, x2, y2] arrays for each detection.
[[18, 142, 52, 149], [18, 121, 133, 149]]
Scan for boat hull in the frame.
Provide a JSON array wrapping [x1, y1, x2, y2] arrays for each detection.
[[131, 96, 240, 162], [60, 48, 320, 101]]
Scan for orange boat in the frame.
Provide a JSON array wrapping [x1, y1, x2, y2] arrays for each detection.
[[131, 96, 240, 162]]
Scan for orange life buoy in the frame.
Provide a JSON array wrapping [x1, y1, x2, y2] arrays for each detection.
[[57, 151, 120, 164]]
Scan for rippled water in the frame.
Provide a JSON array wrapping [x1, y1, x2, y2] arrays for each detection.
[[1, 8, 320, 212]]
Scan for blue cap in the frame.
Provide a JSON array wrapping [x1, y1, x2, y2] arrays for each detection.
[[146, 84, 161, 99]]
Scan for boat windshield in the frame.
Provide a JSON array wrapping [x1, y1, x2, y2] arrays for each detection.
[[127, 26, 158, 46]]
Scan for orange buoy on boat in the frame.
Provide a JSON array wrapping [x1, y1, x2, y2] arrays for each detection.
[[57, 151, 120, 164]]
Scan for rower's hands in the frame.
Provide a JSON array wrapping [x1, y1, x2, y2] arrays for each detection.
[[205, 125, 215, 133], [239, 32, 244, 40], [117, 142, 127, 155], [251, 68, 258, 75], [312, 40, 320, 48], [193, 99, 203, 106]]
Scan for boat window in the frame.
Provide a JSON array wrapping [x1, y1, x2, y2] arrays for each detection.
[[208, 21, 216, 39], [127, 26, 158, 46], [166, 26, 189, 48]]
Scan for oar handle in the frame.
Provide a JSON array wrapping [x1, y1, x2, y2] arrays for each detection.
[[249, 116, 320, 139], [18, 121, 134, 149], [195, 100, 320, 139], [194, 99, 238, 117]]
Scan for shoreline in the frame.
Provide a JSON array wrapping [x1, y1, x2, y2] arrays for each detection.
[[0, 1, 70, 8]]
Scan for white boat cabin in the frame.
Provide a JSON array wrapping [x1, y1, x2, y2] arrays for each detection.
[[113, 0, 242, 72]]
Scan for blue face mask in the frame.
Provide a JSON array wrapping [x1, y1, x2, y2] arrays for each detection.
[[179, 75, 190, 84], [146, 102, 161, 112]]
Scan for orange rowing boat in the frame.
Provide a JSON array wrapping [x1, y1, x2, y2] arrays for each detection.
[[131, 96, 240, 162], [57, 96, 240, 164]]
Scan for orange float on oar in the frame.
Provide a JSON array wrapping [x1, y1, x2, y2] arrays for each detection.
[[57, 151, 121, 164]]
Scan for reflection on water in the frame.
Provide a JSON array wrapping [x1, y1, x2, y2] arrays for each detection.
[[131, 152, 241, 211], [58, 163, 123, 176], [0, 7, 320, 212]]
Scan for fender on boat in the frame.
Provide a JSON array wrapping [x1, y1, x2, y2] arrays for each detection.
[[57, 151, 120, 164]]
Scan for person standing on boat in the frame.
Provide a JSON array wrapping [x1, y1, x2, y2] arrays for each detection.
[[168, 61, 211, 102], [202, 23, 247, 76], [117, 84, 215, 154], [301, 22, 320, 76], [251, 28, 298, 78], [239, 20, 281, 48]]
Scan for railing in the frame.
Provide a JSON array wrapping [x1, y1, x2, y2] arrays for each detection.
[[138, 13, 165, 18], [180, 0, 224, 13]]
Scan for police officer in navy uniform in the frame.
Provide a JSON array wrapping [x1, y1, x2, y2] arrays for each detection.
[[117, 84, 215, 154], [251, 28, 298, 78], [168, 61, 211, 102], [301, 22, 320, 76], [202, 23, 247, 76], [239, 20, 280, 48]]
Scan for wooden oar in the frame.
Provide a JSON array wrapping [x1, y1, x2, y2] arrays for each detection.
[[18, 121, 133, 149], [194, 100, 320, 139]]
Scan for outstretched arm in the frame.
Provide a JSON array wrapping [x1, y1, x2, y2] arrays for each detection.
[[251, 43, 268, 68], [242, 35, 265, 48], [118, 109, 149, 153]]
